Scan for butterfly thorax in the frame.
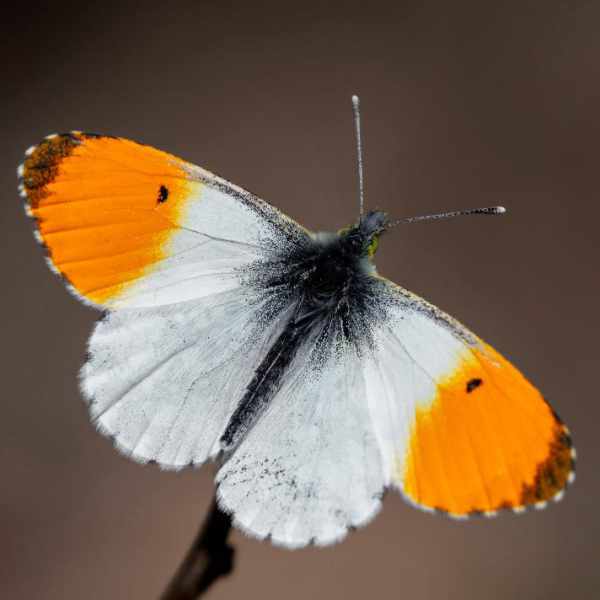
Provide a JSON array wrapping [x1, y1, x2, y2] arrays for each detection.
[[253, 212, 385, 313]]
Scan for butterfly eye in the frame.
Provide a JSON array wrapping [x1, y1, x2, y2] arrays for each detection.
[[367, 234, 379, 257]]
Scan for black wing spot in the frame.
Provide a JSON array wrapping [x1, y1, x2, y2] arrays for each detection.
[[157, 184, 169, 204], [466, 378, 483, 393]]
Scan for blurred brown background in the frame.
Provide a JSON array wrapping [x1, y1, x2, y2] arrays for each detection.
[[2, 1, 599, 598]]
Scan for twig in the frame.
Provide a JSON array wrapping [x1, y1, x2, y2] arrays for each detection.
[[160, 496, 235, 600]]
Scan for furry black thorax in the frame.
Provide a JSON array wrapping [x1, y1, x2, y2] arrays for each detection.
[[251, 210, 387, 320]]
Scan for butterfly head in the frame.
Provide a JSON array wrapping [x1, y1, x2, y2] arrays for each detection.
[[361, 209, 387, 232], [360, 210, 388, 257], [339, 210, 388, 259]]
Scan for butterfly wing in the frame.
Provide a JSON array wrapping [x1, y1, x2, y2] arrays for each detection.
[[20, 132, 310, 468], [215, 275, 575, 547], [216, 323, 386, 548], [19, 132, 310, 308], [81, 287, 294, 468], [362, 278, 575, 518]]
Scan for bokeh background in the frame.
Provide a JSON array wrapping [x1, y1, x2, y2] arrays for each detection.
[[2, 1, 599, 598]]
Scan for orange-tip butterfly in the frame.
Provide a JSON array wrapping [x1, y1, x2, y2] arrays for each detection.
[[18, 96, 575, 548]]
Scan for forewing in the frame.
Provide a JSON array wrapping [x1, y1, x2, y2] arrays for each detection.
[[216, 326, 386, 548], [81, 287, 293, 468], [19, 132, 310, 308], [363, 279, 575, 518]]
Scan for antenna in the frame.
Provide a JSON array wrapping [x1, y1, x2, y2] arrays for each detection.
[[352, 95, 365, 217], [388, 206, 506, 227]]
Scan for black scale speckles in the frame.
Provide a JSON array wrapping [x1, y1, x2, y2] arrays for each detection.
[[466, 378, 483, 393], [220, 216, 388, 452], [157, 184, 169, 204]]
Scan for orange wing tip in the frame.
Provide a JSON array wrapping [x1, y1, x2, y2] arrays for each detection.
[[517, 421, 575, 506], [18, 133, 111, 308], [20, 132, 200, 307], [401, 424, 575, 521], [19, 132, 85, 210], [469, 424, 574, 519], [399, 343, 576, 519]]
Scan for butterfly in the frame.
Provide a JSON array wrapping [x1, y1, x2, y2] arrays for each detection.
[[19, 96, 575, 548]]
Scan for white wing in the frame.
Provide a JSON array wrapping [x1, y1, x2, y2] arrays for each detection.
[[81, 287, 294, 468], [215, 326, 386, 548]]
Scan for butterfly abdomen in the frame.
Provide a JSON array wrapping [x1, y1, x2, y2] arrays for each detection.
[[219, 308, 313, 452]]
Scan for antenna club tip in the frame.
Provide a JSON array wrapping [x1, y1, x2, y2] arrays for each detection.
[[495, 206, 507, 214], [352, 94, 360, 105]]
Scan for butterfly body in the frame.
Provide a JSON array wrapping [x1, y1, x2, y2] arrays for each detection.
[[221, 212, 387, 451], [19, 130, 575, 548]]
